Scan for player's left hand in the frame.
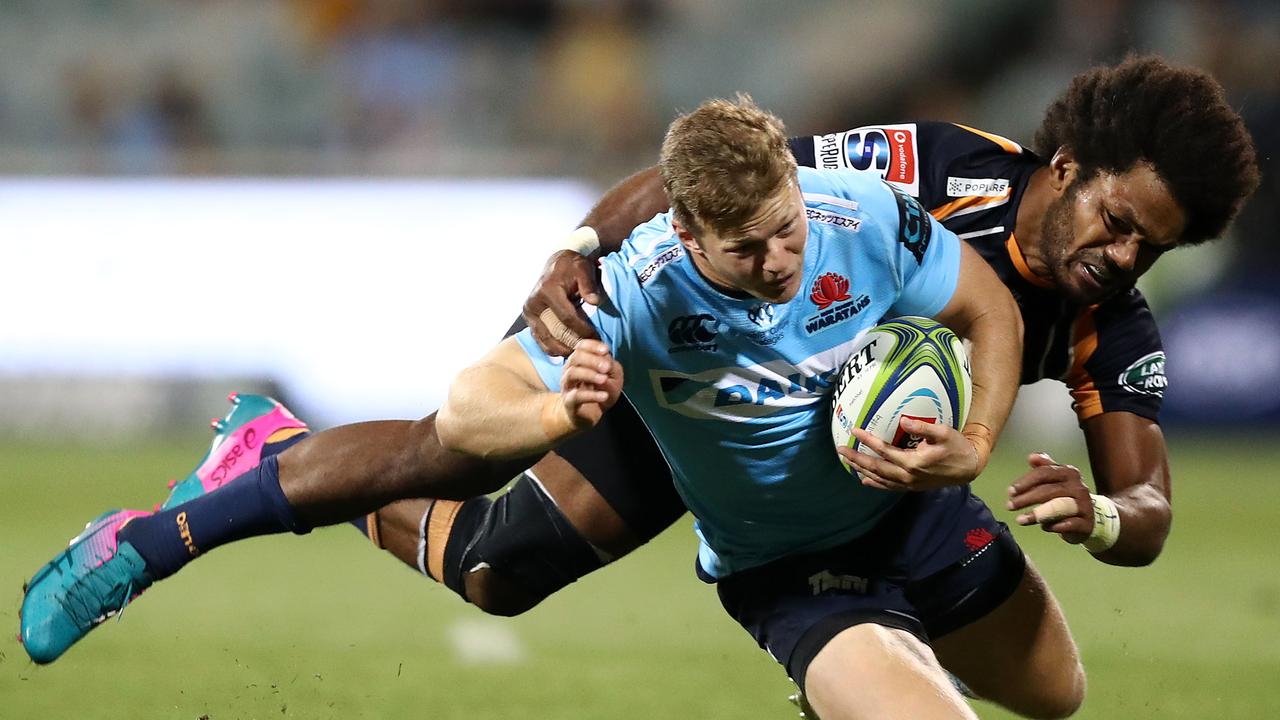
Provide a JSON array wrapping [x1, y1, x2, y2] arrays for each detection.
[[1006, 452, 1094, 543], [523, 250, 602, 357], [839, 418, 981, 492]]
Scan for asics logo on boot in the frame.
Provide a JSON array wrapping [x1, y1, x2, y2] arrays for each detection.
[[208, 428, 258, 484]]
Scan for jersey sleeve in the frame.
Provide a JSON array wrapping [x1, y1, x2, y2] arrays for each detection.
[[1064, 289, 1166, 424], [883, 185, 961, 318], [513, 264, 628, 391]]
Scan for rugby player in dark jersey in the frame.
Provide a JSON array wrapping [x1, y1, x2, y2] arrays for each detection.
[[21, 55, 1258, 720]]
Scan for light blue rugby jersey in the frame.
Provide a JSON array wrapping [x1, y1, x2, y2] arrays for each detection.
[[516, 167, 961, 579]]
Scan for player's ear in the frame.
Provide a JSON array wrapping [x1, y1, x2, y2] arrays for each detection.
[[673, 219, 705, 257], [1048, 147, 1079, 192]]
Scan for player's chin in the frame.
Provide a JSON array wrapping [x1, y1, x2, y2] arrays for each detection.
[[1061, 265, 1115, 305], [757, 276, 800, 303]]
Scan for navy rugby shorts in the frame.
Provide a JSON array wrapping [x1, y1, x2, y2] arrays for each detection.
[[712, 484, 1025, 689]]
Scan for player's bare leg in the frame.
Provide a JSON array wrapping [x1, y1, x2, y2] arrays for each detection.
[[804, 624, 978, 720], [276, 414, 529, 523], [931, 559, 1085, 719]]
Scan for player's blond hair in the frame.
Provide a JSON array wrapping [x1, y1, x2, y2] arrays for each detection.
[[660, 94, 796, 238]]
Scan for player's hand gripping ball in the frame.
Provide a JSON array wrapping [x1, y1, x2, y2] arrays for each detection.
[[829, 316, 971, 475]]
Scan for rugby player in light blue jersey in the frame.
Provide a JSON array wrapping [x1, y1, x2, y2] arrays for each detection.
[[437, 96, 1071, 720]]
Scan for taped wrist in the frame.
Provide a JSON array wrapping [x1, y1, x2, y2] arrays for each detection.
[[441, 473, 605, 604], [961, 422, 994, 472], [1082, 493, 1121, 554], [556, 226, 600, 256]]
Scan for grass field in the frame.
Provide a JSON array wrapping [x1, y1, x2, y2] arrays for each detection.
[[3, 436, 1279, 719]]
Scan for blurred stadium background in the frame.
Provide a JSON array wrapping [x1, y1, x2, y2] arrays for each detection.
[[2, 0, 1278, 717]]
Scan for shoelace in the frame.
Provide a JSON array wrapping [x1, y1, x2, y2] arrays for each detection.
[[62, 550, 138, 630]]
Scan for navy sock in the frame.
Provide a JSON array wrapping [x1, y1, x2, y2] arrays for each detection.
[[349, 514, 369, 535], [257, 428, 368, 537], [119, 455, 309, 580]]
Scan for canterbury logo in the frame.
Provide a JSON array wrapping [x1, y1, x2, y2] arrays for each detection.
[[668, 314, 718, 345], [175, 511, 201, 557]]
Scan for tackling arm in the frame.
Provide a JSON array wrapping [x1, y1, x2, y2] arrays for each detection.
[[1082, 413, 1172, 565], [580, 166, 667, 254], [1007, 411, 1171, 565], [523, 166, 667, 355]]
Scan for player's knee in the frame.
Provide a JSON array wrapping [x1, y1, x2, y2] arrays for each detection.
[[463, 568, 542, 617], [442, 475, 605, 613], [1047, 661, 1086, 719], [1020, 659, 1085, 719]]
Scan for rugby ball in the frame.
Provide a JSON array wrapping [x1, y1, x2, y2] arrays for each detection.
[[829, 316, 971, 471]]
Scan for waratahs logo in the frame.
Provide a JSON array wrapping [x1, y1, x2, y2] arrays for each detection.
[[805, 271, 870, 335], [1119, 352, 1167, 397], [810, 272, 852, 310]]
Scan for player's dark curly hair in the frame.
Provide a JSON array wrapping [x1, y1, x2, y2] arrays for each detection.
[[1033, 55, 1259, 244]]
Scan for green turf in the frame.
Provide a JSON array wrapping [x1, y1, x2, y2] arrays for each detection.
[[2, 437, 1278, 718]]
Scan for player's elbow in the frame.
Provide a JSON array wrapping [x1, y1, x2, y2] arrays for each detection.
[[436, 393, 477, 456], [1111, 496, 1172, 567], [1132, 502, 1173, 567]]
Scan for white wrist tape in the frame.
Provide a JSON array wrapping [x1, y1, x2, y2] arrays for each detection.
[[557, 226, 600, 256], [1082, 493, 1121, 554]]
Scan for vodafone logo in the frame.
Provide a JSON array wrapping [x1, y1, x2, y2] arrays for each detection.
[[886, 129, 915, 185]]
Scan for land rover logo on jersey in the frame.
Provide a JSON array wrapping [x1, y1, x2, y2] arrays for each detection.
[[668, 314, 721, 354], [1120, 352, 1167, 396]]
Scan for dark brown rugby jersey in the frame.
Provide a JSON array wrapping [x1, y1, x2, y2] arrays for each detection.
[[789, 122, 1167, 424]]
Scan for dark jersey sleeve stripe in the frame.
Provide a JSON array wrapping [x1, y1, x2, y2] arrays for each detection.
[[1066, 290, 1166, 424]]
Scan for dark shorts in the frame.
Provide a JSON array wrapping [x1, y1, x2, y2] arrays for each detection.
[[713, 484, 1025, 690], [503, 316, 686, 539]]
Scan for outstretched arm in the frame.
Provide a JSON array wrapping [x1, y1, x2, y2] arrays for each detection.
[[1007, 412, 1172, 566], [523, 166, 666, 355], [437, 338, 623, 460]]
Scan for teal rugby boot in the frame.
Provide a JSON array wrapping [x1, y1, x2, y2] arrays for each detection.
[[20, 510, 153, 664], [160, 392, 307, 510]]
